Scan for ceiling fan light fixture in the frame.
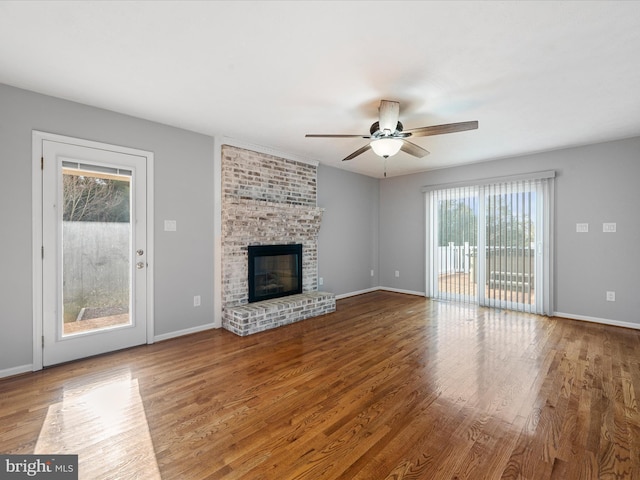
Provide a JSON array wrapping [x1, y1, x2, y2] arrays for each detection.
[[370, 138, 402, 158], [305, 99, 478, 163]]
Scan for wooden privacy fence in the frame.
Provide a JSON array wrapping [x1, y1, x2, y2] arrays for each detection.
[[63, 221, 130, 319]]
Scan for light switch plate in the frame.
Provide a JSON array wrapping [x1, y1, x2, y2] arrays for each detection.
[[603, 223, 616, 233], [164, 220, 177, 231], [576, 223, 589, 233]]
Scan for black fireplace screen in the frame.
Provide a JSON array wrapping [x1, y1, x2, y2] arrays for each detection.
[[248, 244, 303, 303]]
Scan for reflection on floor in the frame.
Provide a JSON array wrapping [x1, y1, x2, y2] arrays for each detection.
[[34, 372, 160, 480]]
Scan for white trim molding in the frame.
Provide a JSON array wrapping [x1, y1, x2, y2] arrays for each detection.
[[31, 130, 155, 371], [0, 364, 33, 380], [554, 312, 640, 331], [154, 323, 218, 343], [213, 136, 223, 328], [380, 287, 426, 297], [335, 287, 380, 300], [332, 287, 427, 301]]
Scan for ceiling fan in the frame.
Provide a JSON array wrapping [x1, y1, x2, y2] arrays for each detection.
[[306, 100, 478, 163]]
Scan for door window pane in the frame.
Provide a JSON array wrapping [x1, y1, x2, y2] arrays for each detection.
[[62, 167, 132, 336]]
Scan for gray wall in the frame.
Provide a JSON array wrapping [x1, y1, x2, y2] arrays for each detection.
[[379, 136, 640, 325], [0, 83, 215, 372], [3, 79, 639, 373], [317, 164, 379, 296]]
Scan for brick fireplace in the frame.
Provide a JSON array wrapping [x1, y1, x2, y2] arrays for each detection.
[[221, 145, 335, 335]]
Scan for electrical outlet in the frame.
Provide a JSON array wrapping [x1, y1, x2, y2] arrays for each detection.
[[576, 223, 589, 233], [193, 295, 201, 307], [606, 291, 615, 302], [370, 269, 374, 277], [164, 220, 177, 231], [603, 223, 616, 233], [319, 277, 324, 286], [395, 270, 400, 278]]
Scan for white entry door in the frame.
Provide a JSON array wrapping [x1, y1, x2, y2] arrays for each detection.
[[41, 138, 149, 366]]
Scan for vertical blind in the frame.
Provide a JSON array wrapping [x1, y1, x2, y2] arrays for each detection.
[[425, 172, 554, 315]]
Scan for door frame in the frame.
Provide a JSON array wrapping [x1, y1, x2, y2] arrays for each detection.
[[32, 131, 155, 371]]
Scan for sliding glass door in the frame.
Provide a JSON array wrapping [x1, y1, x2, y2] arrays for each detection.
[[427, 173, 554, 315]]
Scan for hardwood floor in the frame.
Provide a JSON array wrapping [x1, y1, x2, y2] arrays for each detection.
[[2, 291, 640, 479]]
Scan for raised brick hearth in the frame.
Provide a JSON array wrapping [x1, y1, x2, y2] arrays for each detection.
[[221, 145, 335, 335], [224, 292, 336, 336]]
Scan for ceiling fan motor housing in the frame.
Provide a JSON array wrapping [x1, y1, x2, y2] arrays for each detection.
[[370, 121, 403, 137], [305, 99, 477, 163]]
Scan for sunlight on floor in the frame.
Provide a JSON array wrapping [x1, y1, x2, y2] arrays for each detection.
[[34, 372, 160, 480]]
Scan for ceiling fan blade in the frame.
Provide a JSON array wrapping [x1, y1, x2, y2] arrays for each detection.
[[404, 120, 478, 137], [343, 144, 372, 161], [400, 140, 430, 158], [305, 134, 370, 138], [378, 100, 400, 133]]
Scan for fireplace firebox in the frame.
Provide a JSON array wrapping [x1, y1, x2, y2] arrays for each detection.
[[248, 244, 303, 303]]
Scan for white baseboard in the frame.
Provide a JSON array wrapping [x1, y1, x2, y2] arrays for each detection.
[[154, 322, 218, 343], [0, 325, 219, 378], [335, 287, 380, 300], [335, 287, 426, 300], [379, 287, 426, 297], [0, 364, 33, 379], [554, 312, 640, 331]]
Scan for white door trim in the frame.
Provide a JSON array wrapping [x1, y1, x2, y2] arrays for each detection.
[[32, 131, 154, 371]]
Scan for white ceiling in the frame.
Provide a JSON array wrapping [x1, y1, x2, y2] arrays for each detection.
[[1, 1, 640, 178]]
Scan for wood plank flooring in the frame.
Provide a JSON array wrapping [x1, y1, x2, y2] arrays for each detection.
[[2, 291, 640, 479]]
